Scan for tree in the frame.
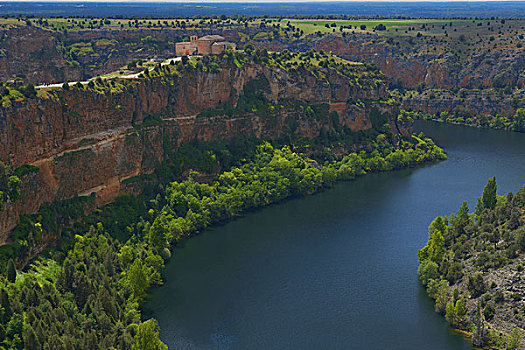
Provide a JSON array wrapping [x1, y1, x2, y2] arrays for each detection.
[[418, 260, 439, 286], [0, 163, 21, 212], [19, 83, 37, 98], [472, 302, 485, 347], [24, 325, 40, 350], [418, 230, 445, 263], [474, 197, 484, 219], [467, 273, 486, 298], [132, 319, 167, 350], [482, 177, 497, 210], [127, 258, 149, 301], [0, 289, 11, 323], [244, 42, 254, 55], [511, 108, 525, 132], [455, 298, 466, 319], [445, 301, 455, 324], [458, 201, 470, 222], [7, 176, 20, 202], [6, 313, 23, 340], [506, 327, 521, 350], [452, 201, 471, 237], [445, 298, 466, 327], [6, 259, 16, 283], [148, 217, 168, 250], [428, 216, 447, 237], [445, 261, 464, 283]]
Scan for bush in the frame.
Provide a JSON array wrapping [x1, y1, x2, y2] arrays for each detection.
[[418, 260, 439, 286], [483, 303, 495, 320], [467, 273, 486, 298]]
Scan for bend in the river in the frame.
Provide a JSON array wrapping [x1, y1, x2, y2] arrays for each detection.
[[145, 120, 525, 350]]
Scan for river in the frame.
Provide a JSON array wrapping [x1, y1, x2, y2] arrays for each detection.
[[144, 120, 525, 350]]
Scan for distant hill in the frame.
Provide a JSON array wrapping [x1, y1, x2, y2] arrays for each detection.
[[1, 1, 525, 18]]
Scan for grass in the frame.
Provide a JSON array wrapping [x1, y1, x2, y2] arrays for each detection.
[[285, 19, 462, 34]]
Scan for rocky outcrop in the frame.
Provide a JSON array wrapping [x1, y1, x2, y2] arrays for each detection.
[[0, 26, 187, 83], [252, 33, 524, 119], [3, 25, 524, 93], [254, 34, 525, 91], [0, 57, 400, 241], [1, 25, 523, 124]]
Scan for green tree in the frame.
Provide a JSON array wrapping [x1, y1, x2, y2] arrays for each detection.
[[418, 259, 439, 286], [132, 319, 167, 350], [452, 201, 471, 237], [6, 259, 16, 283], [467, 273, 486, 298], [445, 298, 466, 327], [0, 288, 11, 323], [148, 217, 168, 250], [506, 327, 521, 350], [0, 162, 21, 212], [455, 298, 466, 319], [482, 177, 497, 210], [474, 197, 484, 219], [428, 216, 447, 237], [24, 324, 40, 350], [457, 201, 470, 222], [511, 108, 525, 132], [445, 301, 455, 324], [6, 313, 23, 340], [418, 230, 445, 263], [127, 258, 150, 301]]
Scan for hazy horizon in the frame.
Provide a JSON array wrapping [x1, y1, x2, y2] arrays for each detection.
[[1, 0, 524, 2], [1, 0, 523, 18]]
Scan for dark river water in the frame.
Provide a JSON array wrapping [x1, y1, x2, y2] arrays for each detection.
[[144, 120, 525, 350]]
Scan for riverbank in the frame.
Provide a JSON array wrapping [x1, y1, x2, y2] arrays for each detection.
[[0, 133, 445, 348], [406, 108, 525, 134], [418, 179, 525, 349]]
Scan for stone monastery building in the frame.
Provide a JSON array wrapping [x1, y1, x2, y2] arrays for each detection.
[[175, 35, 236, 56]]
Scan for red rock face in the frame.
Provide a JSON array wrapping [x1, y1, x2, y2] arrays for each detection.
[[0, 60, 400, 240]]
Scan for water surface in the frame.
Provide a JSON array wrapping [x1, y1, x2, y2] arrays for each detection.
[[145, 121, 525, 350]]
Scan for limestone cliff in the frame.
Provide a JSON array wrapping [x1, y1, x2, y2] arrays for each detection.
[[253, 34, 525, 118], [0, 54, 400, 241], [255, 34, 525, 91]]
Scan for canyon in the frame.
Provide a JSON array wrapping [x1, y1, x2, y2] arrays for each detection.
[[0, 20, 522, 242], [0, 53, 400, 241], [1, 24, 523, 118]]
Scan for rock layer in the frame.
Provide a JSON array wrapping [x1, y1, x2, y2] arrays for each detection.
[[0, 58, 400, 241]]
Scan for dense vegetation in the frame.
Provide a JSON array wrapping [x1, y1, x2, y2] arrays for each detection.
[[413, 108, 525, 133], [0, 132, 445, 348], [418, 178, 525, 349]]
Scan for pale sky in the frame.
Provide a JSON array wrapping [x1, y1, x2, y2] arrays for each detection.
[[1, 0, 520, 2]]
